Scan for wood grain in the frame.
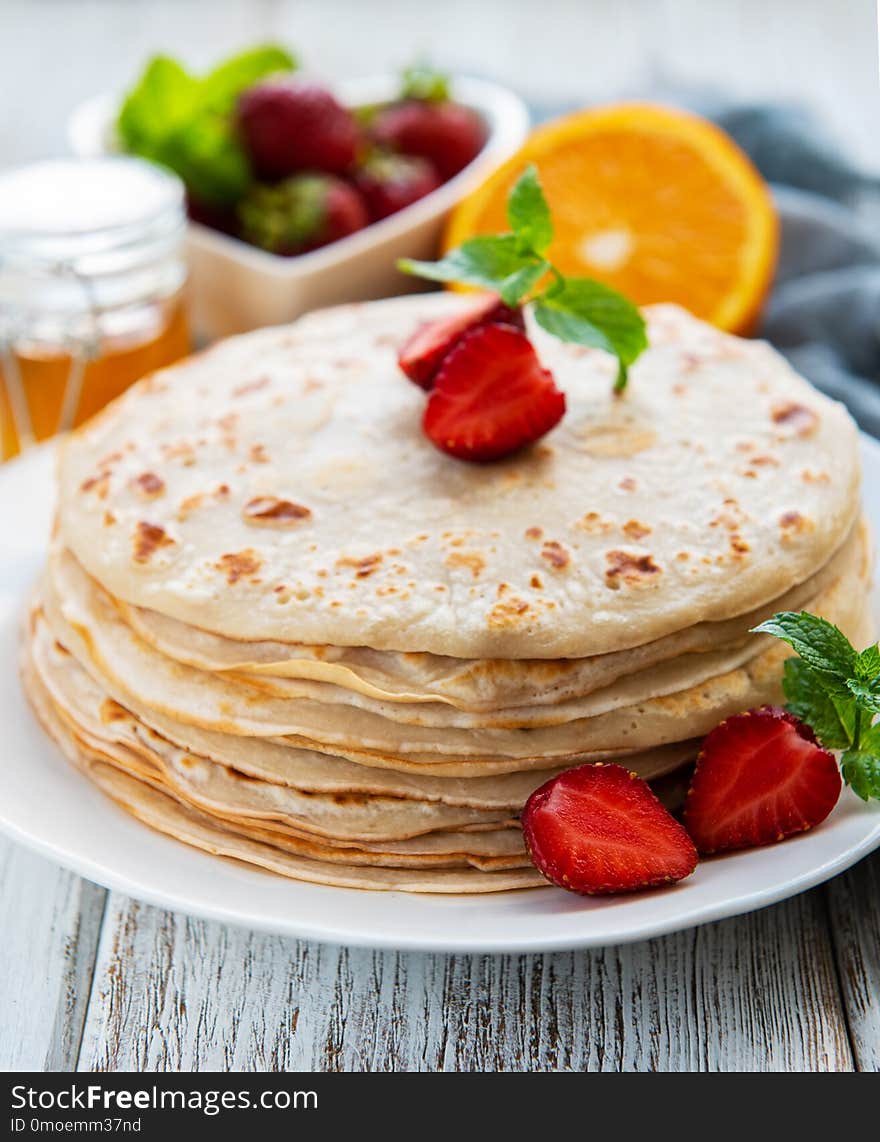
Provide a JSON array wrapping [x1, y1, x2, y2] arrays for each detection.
[[0, 837, 106, 1071], [825, 851, 880, 1072], [77, 886, 853, 1072]]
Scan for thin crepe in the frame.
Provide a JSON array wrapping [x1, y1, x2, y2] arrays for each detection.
[[57, 298, 861, 659]]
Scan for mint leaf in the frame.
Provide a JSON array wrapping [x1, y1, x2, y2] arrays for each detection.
[[200, 45, 296, 113], [782, 659, 855, 750], [164, 115, 251, 205], [507, 166, 553, 256], [845, 676, 880, 714], [856, 643, 880, 680], [841, 726, 880, 800], [534, 278, 647, 391], [400, 236, 546, 302], [117, 45, 296, 206], [498, 261, 549, 307], [117, 57, 198, 155], [751, 612, 857, 681]]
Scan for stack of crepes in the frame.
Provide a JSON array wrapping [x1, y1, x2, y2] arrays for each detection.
[[21, 296, 871, 893]]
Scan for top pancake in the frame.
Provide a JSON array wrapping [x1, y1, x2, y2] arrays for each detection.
[[57, 295, 861, 659]]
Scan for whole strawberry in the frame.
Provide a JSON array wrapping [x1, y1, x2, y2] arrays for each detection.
[[371, 100, 487, 180], [238, 174, 368, 255], [354, 152, 440, 221], [237, 78, 360, 179]]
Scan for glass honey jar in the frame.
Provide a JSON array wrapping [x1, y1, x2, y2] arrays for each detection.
[[0, 157, 191, 460]]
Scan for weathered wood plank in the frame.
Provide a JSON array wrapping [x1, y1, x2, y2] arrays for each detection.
[[78, 886, 852, 1072], [825, 851, 880, 1072], [0, 837, 106, 1071]]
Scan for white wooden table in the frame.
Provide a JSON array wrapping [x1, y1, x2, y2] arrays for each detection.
[[2, 0, 880, 1073]]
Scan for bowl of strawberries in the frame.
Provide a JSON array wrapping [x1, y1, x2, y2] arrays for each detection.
[[68, 46, 529, 340]]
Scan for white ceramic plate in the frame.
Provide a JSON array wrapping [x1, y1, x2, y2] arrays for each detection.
[[2, 441, 879, 953]]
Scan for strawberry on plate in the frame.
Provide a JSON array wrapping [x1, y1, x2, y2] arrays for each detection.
[[354, 152, 441, 221], [238, 78, 360, 179], [522, 764, 699, 895], [398, 293, 524, 389], [371, 99, 487, 180], [238, 173, 368, 255], [683, 707, 842, 855], [423, 322, 565, 461]]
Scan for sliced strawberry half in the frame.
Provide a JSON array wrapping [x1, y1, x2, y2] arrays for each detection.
[[423, 322, 565, 462], [521, 763, 699, 895], [397, 293, 524, 389], [683, 707, 842, 855]]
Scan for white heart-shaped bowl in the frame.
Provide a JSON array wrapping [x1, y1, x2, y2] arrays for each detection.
[[68, 75, 530, 341]]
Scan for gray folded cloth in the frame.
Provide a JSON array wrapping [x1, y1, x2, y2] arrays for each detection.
[[688, 105, 880, 437]]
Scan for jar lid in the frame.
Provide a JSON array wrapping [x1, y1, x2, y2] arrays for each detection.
[[0, 157, 186, 318], [0, 157, 184, 245]]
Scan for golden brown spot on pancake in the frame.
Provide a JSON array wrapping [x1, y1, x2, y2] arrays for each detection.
[[53, 640, 71, 657], [232, 376, 269, 398], [487, 596, 532, 629], [176, 492, 204, 521], [445, 551, 486, 578], [622, 519, 651, 541], [337, 553, 383, 579], [576, 511, 615, 535], [619, 476, 638, 492], [80, 472, 110, 499], [98, 450, 123, 470], [779, 511, 814, 541], [730, 533, 751, 556], [243, 497, 312, 528], [215, 549, 263, 584], [711, 498, 748, 531], [605, 550, 662, 589], [524, 527, 543, 541], [161, 440, 196, 465], [530, 574, 543, 589], [541, 541, 571, 570], [217, 412, 238, 431], [99, 698, 128, 724], [680, 351, 701, 372], [772, 402, 818, 437], [132, 522, 175, 564], [102, 510, 116, 527], [131, 472, 165, 498], [801, 468, 830, 484], [676, 551, 691, 561], [249, 443, 270, 464]]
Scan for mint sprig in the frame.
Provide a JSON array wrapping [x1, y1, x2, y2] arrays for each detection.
[[753, 612, 880, 801], [117, 45, 296, 206], [398, 166, 647, 392]]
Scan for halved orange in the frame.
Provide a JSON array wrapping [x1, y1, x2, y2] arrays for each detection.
[[445, 103, 778, 334]]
